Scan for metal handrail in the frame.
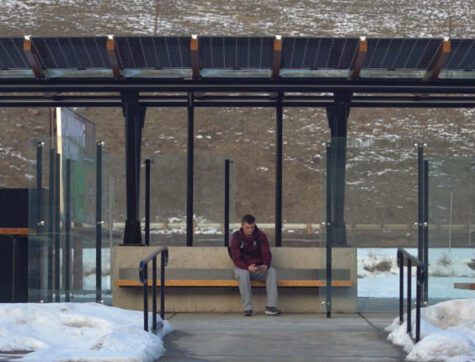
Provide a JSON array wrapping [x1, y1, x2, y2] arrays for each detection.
[[397, 248, 425, 342], [139, 246, 169, 333]]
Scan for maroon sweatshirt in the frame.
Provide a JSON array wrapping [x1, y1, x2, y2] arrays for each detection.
[[230, 227, 272, 270]]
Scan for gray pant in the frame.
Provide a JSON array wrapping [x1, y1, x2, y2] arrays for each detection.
[[234, 266, 278, 311]]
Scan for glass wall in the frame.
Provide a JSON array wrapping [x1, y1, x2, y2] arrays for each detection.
[[28, 137, 112, 304]]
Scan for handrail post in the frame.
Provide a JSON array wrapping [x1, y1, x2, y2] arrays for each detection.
[[143, 266, 149, 332], [416, 265, 422, 342], [160, 251, 166, 320], [145, 159, 151, 246], [152, 256, 157, 332], [407, 259, 412, 335], [398, 251, 403, 324]]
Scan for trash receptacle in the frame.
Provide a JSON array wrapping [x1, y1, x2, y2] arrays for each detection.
[[0, 188, 29, 302]]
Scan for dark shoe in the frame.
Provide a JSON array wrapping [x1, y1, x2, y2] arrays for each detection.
[[265, 306, 281, 315], [243, 310, 253, 317]]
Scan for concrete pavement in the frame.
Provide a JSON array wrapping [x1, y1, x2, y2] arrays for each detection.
[[160, 313, 406, 362]]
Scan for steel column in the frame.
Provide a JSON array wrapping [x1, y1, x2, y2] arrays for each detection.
[[122, 91, 144, 244], [54, 152, 61, 302], [187, 92, 194, 247], [325, 143, 333, 318], [145, 159, 151, 246], [47, 148, 54, 302], [417, 144, 424, 264], [275, 93, 283, 247], [326, 93, 350, 245], [64, 159, 72, 302], [36, 142, 44, 233], [96, 142, 103, 303], [423, 160, 429, 304], [224, 159, 231, 247]]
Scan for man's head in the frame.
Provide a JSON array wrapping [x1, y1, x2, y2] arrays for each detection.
[[241, 214, 256, 237]]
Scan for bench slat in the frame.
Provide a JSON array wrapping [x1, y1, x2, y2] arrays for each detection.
[[454, 283, 475, 290], [116, 279, 352, 288]]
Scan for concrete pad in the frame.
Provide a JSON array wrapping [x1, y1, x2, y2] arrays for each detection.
[[160, 313, 405, 362]]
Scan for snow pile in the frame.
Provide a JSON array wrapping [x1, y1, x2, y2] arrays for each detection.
[[0, 303, 172, 361], [386, 299, 475, 361]]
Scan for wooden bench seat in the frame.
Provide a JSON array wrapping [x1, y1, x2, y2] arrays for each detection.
[[454, 283, 475, 290], [116, 268, 352, 288]]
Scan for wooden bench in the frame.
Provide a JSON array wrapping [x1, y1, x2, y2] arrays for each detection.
[[454, 283, 475, 290], [116, 268, 352, 288]]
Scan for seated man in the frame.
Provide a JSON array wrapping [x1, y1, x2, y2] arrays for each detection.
[[230, 214, 281, 316]]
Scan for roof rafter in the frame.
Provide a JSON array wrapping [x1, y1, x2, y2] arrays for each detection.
[[424, 38, 451, 80], [348, 36, 367, 80], [22, 36, 45, 79], [106, 35, 122, 79]]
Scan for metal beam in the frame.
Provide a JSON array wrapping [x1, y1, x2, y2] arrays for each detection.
[[0, 80, 473, 94], [1, 94, 475, 108]]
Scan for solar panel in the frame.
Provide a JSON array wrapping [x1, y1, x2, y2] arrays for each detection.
[[199, 37, 274, 69], [116, 37, 191, 68], [32, 37, 109, 69], [445, 39, 475, 70], [364, 38, 442, 70], [281, 38, 359, 69], [0, 38, 29, 69]]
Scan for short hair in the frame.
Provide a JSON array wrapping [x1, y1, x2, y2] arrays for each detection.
[[241, 214, 256, 224]]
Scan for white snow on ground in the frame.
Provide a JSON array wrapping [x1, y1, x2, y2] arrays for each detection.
[[358, 248, 475, 299], [387, 299, 475, 362], [0, 303, 172, 362]]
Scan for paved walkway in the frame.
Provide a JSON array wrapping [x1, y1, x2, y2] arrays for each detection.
[[160, 313, 405, 362]]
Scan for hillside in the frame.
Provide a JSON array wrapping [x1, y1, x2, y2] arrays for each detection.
[[0, 1, 473, 245]]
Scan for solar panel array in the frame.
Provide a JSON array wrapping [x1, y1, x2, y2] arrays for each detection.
[[0, 36, 473, 76], [281, 38, 359, 69], [116, 37, 190, 68], [445, 39, 475, 70], [363, 38, 442, 70], [32, 37, 109, 69], [0, 38, 28, 69], [199, 37, 274, 69]]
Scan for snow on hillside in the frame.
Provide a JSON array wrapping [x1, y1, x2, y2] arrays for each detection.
[[358, 248, 475, 299]]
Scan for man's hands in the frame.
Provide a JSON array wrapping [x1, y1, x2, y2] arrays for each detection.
[[248, 264, 268, 272]]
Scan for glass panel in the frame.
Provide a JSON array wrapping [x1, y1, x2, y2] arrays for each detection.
[[427, 156, 475, 303], [28, 136, 112, 304]]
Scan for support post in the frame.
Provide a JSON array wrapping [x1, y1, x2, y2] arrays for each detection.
[[64, 159, 72, 302], [417, 144, 424, 264], [275, 92, 283, 247], [145, 159, 151, 246], [122, 91, 145, 244], [187, 92, 194, 247], [325, 143, 333, 318], [54, 152, 61, 302], [326, 93, 351, 245], [96, 142, 103, 303], [224, 159, 231, 247], [423, 159, 429, 304], [36, 142, 44, 233], [47, 148, 54, 302]]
